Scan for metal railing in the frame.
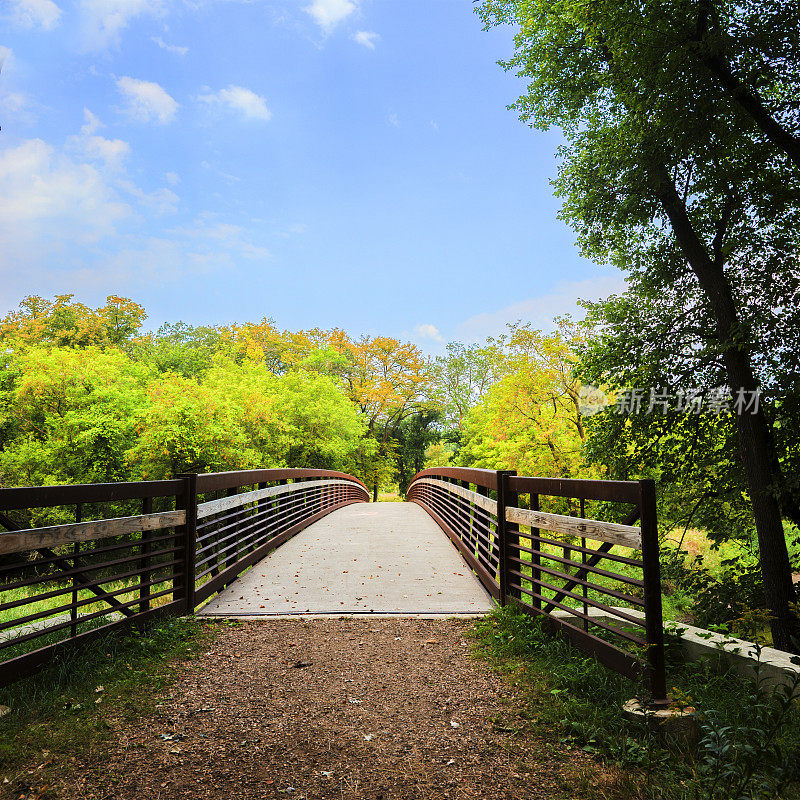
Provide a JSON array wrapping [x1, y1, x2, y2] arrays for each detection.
[[0, 469, 368, 686], [407, 468, 666, 702]]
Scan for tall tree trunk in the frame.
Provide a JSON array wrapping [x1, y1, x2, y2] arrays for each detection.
[[373, 481, 378, 503], [654, 164, 799, 651]]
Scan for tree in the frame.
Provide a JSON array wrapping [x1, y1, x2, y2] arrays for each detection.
[[337, 335, 431, 500], [127, 360, 367, 479], [478, 0, 800, 648], [428, 342, 498, 435], [458, 323, 591, 496], [217, 318, 317, 373], [393, 410, 441, 494], [0, 295, 146, 348], [0, 346, 151, 494], [132, 322, 223, 378]]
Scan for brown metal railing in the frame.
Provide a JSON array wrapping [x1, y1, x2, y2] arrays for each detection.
[[193, 469, 369, 605], [407, 468, 666, 703], [0, 469, 368, 686]]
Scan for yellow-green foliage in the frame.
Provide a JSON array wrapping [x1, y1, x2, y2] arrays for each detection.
[[0, 347, 369, 487], [457, 320, 596, 479]]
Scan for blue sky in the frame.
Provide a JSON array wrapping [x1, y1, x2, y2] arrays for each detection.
[[0, 0, 623, 348]]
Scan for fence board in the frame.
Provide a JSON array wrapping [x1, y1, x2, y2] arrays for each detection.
[[0, 510, 186, 555], [505, 506, 642, 549]]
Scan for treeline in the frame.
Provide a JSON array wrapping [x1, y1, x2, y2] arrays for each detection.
[[0, 296, 591, 499]]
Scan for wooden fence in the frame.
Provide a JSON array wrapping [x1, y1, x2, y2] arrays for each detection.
[[0, 469, 368, 686]]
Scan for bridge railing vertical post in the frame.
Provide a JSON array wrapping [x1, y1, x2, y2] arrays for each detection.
[[496, 470, 517, 607], [175, 473, 198, 614], [639, 478, 667, 704], [530, 492, 541, 611], [278, 478, 288, 534]]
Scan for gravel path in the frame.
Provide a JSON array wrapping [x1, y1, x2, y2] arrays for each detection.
[[43, 619, 590, 800]]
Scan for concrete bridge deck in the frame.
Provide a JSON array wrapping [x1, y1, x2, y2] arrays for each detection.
[[197, 502, 495, 617]]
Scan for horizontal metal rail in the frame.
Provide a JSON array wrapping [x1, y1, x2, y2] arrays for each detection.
[[196, 479, 356, 519], [0, 511, 186, 555]]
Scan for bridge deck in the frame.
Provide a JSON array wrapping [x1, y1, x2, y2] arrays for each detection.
[[197, 502, 495, 617]]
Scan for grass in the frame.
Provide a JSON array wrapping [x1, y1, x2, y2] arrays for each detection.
[[471, 606, 800, 800], [377, 491, 404, 502], [0, 615, 216, 784], [0, 578, 174, 629]]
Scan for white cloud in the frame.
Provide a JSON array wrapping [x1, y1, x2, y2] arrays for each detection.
[[173, 218, 243, 241], [457, 276, 627, 342], [353, 30, 379, 49], [80, 0, 163, 50], [198, 85, 271, 121], [152, 36, 188, 55], [117, 76, 178, 124], [413, 323, 444, 343], [240, 242, 271, 260], [67, 237, 234, 292], [0, 139, 131, 263], [165, 171, 180, 186], [0, 47, 37, 124], [81, 107, 102, 135], [304, 0, 357, 32], [201, 160, 240, 185], [67, 108, 131, 170], [76, 133, 130, 169], [7, 0, 61, 30], [0, 46, 14, 72], [117, 179, 179, 214], [387, 113, 399, 128], [0, 123, 262, 301], [2, 91, 31, 113], [167, 214, 270, 261]]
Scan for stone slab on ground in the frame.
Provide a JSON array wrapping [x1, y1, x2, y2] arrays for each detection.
[[197, 503, 495, 616]]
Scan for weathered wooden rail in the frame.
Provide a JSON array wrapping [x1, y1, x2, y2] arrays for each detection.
[[0, 469, 368, 686], [407, 468, 666, 703]]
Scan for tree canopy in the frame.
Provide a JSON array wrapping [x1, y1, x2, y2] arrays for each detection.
[[478, 0, 800, 649]]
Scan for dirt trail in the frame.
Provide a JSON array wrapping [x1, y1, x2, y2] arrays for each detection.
[[37, 619, 588, 799]]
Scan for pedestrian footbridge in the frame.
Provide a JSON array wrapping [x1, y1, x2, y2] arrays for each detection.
[[0, 467, 666, 701]]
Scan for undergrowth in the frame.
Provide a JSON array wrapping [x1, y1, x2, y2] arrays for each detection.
[[0, 615, 215, 782], [471, 606, 800, 800]]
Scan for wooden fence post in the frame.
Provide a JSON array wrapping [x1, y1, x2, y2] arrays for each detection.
[[639, 478, 667, 704], [176, 473, 198, 615], [496, 470, 517, 607]]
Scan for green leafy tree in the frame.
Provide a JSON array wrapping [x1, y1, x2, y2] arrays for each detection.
[[0, 346, 151, 487], [479, 0, 800, 650], [134, 322, 223, 378], [393, 410, 441, 494], [428, 342, 498, 436], [0, 295, 146, 348], [458, 323, 590, 487]]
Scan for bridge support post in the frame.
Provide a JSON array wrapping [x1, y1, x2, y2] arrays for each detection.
[[176, 473, 198, 614], [639, 478, 667, 704], [496, 470, 517, 608]]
